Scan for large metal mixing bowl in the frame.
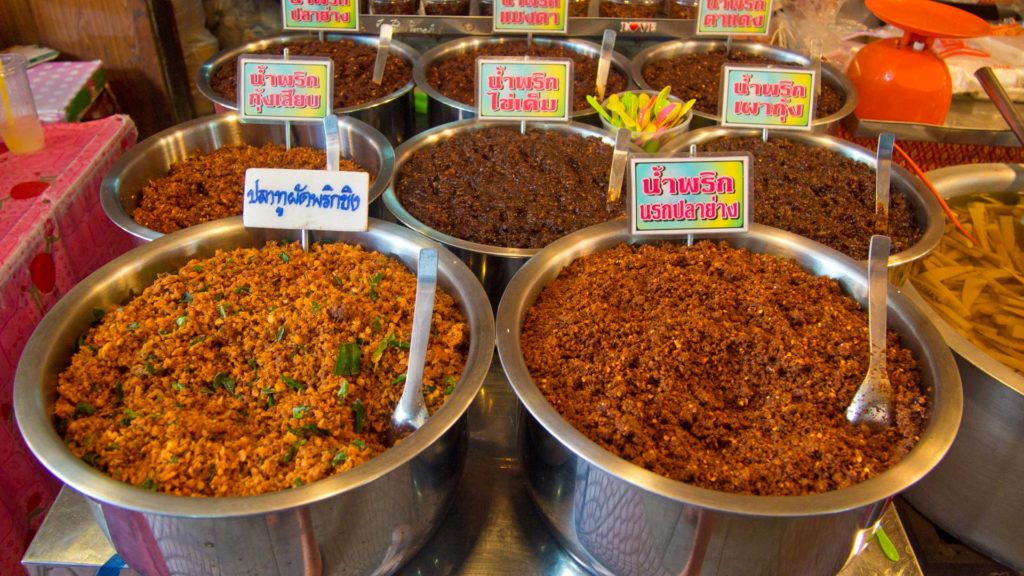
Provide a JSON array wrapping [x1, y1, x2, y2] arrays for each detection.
[[496, 220, 962, 576], [196, 33, 419, 144], [413, 36, 634, 128], [383, 118, 629, 307], [901, 163, 1024, 571], [667, 127, 943, 283], [15, 218, 495, 576], [101, 112, 395, 244], [631, 40, 858, 133]]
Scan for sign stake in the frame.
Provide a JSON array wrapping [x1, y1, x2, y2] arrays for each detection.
[[372, 24, 394, 85], [596, 29, 616, 102], [607, 127, 630, 204]]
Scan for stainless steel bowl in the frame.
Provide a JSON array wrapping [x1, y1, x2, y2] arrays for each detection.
[[901, 163, 1024, 571], [101, 112, 395, 244], [631, 40, 858, 133], [14, 218, 495, 576], [383, 118, 628, 307], [413, 36, 634, 128], [496, 220, 961, 576], [196, 33, 419, 144], [667, 127, 943, 281]]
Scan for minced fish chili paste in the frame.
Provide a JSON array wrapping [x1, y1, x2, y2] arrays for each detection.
[[210, 40, 412, 109], [53, 242, 469, 497], [131, 143, 369, 234], [641, 50, 845, 117], [699, 137, 922, 260], [520, 242, 928, 496], [395, 126, 621, 249], [425, 41, 628, 112]]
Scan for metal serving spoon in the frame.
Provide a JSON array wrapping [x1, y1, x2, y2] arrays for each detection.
[[391, 248, 438, 437], [846, 235, 893, 430]]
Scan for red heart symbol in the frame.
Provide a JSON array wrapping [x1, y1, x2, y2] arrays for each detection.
[[629, 22, 639, 31]]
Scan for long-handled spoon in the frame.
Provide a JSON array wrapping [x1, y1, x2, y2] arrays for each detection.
[[846, 235, 893, 430], [391, 248, 438, 436]]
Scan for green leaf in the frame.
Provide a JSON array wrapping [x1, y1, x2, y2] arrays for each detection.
[[279, 251, 290, 263], [211, 372, 235, 392], [351, 439, 365, 450], [292, 405, 310, 419], [139, 478, 158, 491], [172, 381, 185, 391], [334, 342, 361, 376], [352, 399, 366, 434], [75, 402, 96, 417], [289, 423, 329, 438], [114, 381, 124, 403], [234, 284, 250, 295], [261, 387, 276, 407], [280, 444, 298, 464], [275, 324, 286, 342], [282, 375, 305, 391], [337, 379, 349, 398], [876, 527, 900, 562], [217, 303, 228, 319], [392, 373, 406, 386], [330, 450, 347, 467], [368, 272, 383, 301], [191, 265, 202, 273], [90, 308, 105, 324], [371, 316, 381, 333], [189, 335, 206, 347], [312, 300, 321, 313], [175, 315, 187, 327], [81, 452, 100, 466], [293, 478, 304, 487], [180, 292, 193, 304], [126, 322, 140, 331]]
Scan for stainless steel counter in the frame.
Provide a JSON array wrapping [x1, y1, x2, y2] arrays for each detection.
[[848, 96, 1024, 147], [23, 360, 921, 576]]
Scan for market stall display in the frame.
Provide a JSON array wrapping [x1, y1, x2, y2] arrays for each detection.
[[15, 218, 495, 575], [902, 163, 1024, 571], [496, 220, 962, 575], [414, 37, 632, 127], [100, 113, 394, 243], [632, 40, 857, 131], [197, 34, 419, 143]]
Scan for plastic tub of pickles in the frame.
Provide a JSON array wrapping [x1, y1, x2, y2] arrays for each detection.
[[901, 163, 1024, 571]]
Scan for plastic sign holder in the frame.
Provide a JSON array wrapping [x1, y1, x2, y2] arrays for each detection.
[[696, 0, 773, 36], [282, 0, 359, 32], [238, 56, 333, 123], [476, 58, 573, 122], [493, 0, 569, 34], [629, 155, 750, 236], [720, 66, 817, 131]]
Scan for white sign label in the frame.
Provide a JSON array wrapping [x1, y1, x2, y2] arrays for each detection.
[[243, 168, 369, 231]]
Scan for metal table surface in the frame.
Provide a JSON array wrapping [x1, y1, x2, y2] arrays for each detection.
[[848, 96, 1024, 148], [24, 360, 921, 576]]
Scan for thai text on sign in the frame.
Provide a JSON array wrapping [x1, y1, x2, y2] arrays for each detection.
[[282, 0, 359, 31], [630, 157, 749, 235], [696, 0, 772, 35], [493, 0, 569, 34], [477, 58, 573, 121], [239, 57, 333, 121], [720, 66, 816, 130], [243, 168, 369, 231]]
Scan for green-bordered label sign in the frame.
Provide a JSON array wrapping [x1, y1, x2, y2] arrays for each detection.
[[630, 156, 750, 235], [476, 58, 572, 121], [239, 57, 333, 122], [720, 66, 816, 130], [696, 0, 773, 35], [493, 0, 569, 34], [282, 0, 359, 31]]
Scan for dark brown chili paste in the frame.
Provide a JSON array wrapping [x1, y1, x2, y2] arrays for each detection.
[[641, 49, 845, 117], [425, 41, 628, 112], [395, 127, 621, 249], [520, 242, 928, 496], [210, 40, 412, 109], [699, 137, 922, 259]]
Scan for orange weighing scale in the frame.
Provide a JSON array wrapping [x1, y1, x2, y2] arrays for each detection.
[[846, 0, 991, 124]]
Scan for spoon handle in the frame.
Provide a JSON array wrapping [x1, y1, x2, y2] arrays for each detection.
[[867, 235, 891, 376], [396, 248, 438, 428], [875, 132, 894, 235]]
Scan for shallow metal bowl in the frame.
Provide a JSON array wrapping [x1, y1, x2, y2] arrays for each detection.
[[383, 118, 628, 307], [631, 39, 858, 132], [667, 127, 943, 279], [100, 112, 395, 243], [15, 218, 495, 576], [496, 220, 961, 576], [413, 36, 634, 128], [197, 33, 419, 143], [901, 163, 1024, 571]]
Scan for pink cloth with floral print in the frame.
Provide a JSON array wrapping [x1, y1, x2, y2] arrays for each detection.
[[0, 115, 137, 576]]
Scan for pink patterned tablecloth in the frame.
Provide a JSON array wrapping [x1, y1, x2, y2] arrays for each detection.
[[0, 115, 138, 576]]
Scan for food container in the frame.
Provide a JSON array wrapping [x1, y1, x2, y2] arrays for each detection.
[[899, 163, 1024, 571], [15, 217, 495, 576], [631, 40, 858, 133], [100, 112, 395, 244], [599, 0, 659, 17], [664, 0, 697, 18], [371, 0, 420, 13], [383, 119, 628, 307], [598, 89, 694, 153], [424, 0, 469, 14], [196, 33, 419, 144], [496, 220, 961, 576], [667, 127, 943, 282], [413, 36, 634, 129]]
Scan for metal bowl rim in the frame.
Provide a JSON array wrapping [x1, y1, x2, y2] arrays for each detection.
[[496, 219, 962, 516], [383, 117, 635, 258], [664, 126, 944, 269], [412, 35, 633, 117], [630, 39, 858, 126], [14, 217, 495, 518], [100, 111, 396, 243], [196, 33, 420, 113]]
